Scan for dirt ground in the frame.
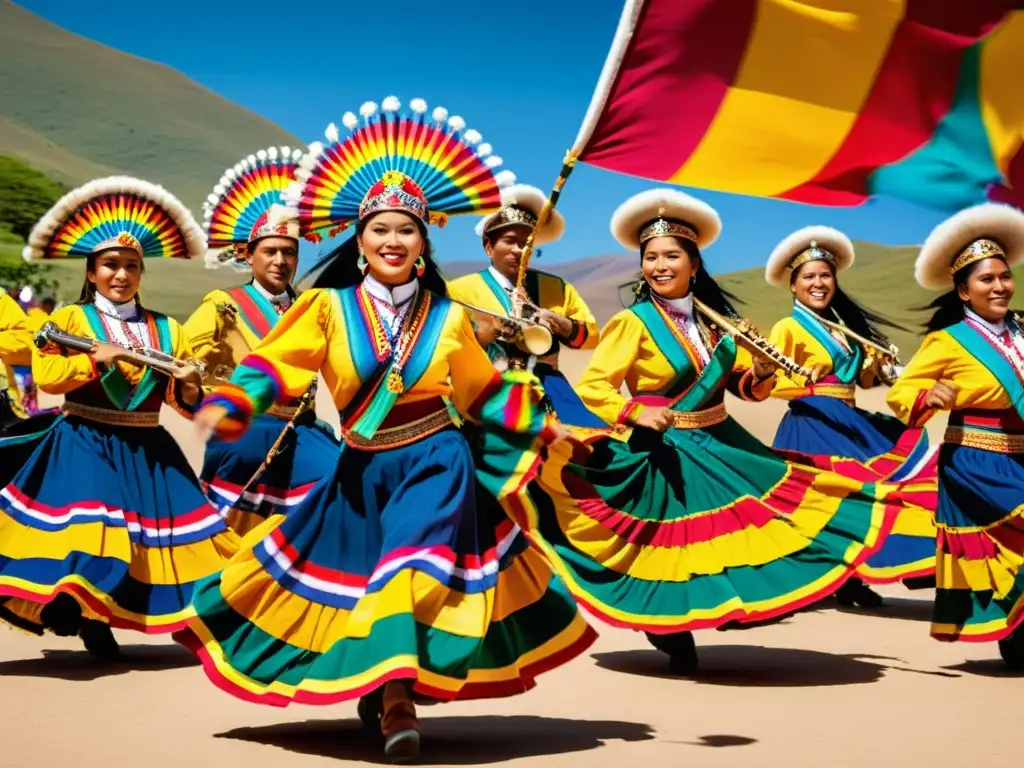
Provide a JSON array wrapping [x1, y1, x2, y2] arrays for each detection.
[[2, 353, 1018, 768]]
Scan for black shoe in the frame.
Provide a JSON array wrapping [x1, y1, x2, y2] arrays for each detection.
[[645, 631, 699, 676], [39, 594, 83, 636], [836, 579, 884, 609], [998, 629, 1024, 670], [357, 688, 385, 734], [901, 576, 935, 591], [80, 620, 121, 662]]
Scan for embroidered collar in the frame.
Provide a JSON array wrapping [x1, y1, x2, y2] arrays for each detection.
[[656, 293, 694, 315], [965, 307, 1009, 337], [363, 274, 418, 308], [93, 292, 141, 321]]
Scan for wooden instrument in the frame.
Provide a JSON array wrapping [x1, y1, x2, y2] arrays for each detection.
[[201, 303, 253, 387], [814, 316, 903, 386], [692, 299, 819, 382], [35, 322, 205, 377], [449, 296, 554, 356]]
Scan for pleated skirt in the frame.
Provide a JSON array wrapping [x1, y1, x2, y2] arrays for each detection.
[[177, 427, 596, 707], [773, 395, 937, 583]]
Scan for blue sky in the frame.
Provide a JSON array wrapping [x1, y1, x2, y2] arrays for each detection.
[[21, 0, 950, 275]]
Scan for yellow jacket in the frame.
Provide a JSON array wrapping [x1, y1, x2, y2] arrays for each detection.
[[0, 294, 35, 418], [769, 315, 879, 400]]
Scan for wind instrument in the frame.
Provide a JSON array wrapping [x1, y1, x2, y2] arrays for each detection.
[[814, 316, 902, 385], [35, 322, 206, 377], [449, 296, 554, 356], [200, 302, 253, 387], [692, 299, 818, 382]]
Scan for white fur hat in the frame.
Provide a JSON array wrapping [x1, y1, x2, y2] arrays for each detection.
[[475, 184, 565, 246], [915, 203, 1024, 290], [610, 188, 721, 252], [765, 225, 855, 288]]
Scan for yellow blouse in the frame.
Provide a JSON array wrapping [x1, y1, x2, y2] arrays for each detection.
[[577, 307, 773, 426], [33, 303, 197, 416], [769, 316, 878, 400], [204, 286, 552, 441], [887, 328, 1013, 427], [0, 294, 34, 417], [447, 268, 600, 351]]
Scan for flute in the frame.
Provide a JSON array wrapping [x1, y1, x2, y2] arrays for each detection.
[[35, 322, 206, 377], [692, 299, 818, 382]]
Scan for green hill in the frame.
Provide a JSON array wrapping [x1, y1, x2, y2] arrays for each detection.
[[0, 1, 301, 211]]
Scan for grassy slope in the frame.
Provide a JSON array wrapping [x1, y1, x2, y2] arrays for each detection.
[[0, 1, 301, 211]]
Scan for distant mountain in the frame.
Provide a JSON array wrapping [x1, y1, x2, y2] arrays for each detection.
[[0, 1, 301, 211]]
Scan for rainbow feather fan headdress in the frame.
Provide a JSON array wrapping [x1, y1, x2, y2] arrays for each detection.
[[283, 96, 515, 237], [23, 176, 205, 263], [202, 146, 308, 270]]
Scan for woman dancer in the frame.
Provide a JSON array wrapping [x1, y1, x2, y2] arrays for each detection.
[[766, 227, 937, 605], [181, 97, 595, 764], [503, 188, 897, 675], [888, 202, 1024, 668], [186, 147, 340, 534], [0, 177, 238, 659]]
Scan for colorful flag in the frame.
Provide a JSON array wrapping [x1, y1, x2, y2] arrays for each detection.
[[574, 0, 1024, 211]]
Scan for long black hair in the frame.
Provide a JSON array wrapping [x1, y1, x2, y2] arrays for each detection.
[[789, 262, 907, 344], [76, 250, 145, 307], [919, 257, 1015, 333], [620, 236, 741, 317], [302, 215, 448, 297]]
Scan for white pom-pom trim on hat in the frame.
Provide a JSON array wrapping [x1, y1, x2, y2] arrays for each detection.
[[342, 112, 359, 130], [610, 188, 722, 252], [764, 225, 855, 288], [448, 115, 466, 132], [325, 122, 339, 143], [382, 95, 401, 112], [914, 203, 1024, 290], [432, 106, 449, 122], [360, 101, 378, 118], [409, 98, 428, 114]]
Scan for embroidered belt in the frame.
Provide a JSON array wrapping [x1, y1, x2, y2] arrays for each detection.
[[342, 408, 454, 451], [63, 401, 160, 427], [797, 383, 856, 401], [671, 402, 728, 430], [943, 426, 1024, 454]]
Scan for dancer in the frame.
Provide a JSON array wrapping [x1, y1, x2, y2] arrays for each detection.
[[448, 184, 603, 426], [185, 147, 340, 535], [0, 291, 34, 430], [765, 227, 938, 606], [180, 97, 596, 764], [887, 202, 1024, 668], [0, 176, 238, 659], [503, 188, 897, 675]]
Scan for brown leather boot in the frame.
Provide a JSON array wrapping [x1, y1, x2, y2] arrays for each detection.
[[381, 681, 420, 764]]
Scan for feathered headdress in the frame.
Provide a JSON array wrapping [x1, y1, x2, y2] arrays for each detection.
[[22, 176, 205, 262], [202, 146, 307, 270], [283, 96, 515, 238]]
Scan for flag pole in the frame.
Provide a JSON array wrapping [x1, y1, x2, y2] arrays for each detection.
[[510, 0, 647, 315]]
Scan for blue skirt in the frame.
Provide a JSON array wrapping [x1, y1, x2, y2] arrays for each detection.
[[201, 412, 340, 536], [0, 414, 239, 634], [773, 395, 937, 584], [178, 427, 595, 707], [537, 368, 606, 429], [0, 412, 59, 489], [932, 443, 1024, 642]]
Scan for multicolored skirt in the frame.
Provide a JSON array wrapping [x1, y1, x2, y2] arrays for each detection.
[[177, 427, 596, 707], [503, 410, 898, 634], [201, 411, 341, 536], [0, 411, 58, 488], [773, 395, 938, 583], [932, 432, 1024, 643], [0, 414, 239, 635]]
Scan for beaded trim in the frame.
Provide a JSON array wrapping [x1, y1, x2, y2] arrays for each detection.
[[671, 402, 727, 430], [341, 408, 453, 451], [640, 218, 698, 245], [943, 425, 1024, 454], [63, 401, 160, 427], [950, 239, 1005, 274], [485, 206, 538, 233]]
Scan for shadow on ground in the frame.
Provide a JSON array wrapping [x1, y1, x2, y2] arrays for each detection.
[[943, 659, 1024, 679], [591, 644, 955, 687], [0, 643, 197, 681], [831, 596, 934, 623], [218, 714, 655, 764]]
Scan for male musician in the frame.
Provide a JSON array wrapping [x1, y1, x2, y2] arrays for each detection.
[[184, 204, 339, 534], [448, 184, 603, 427]]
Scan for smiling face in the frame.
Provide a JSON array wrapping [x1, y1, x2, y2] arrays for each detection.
[[790, 260, 836, 312], [483, 224, 531, 283], [248, 236, 298, 295], [958, 256, 1015, 324], [358, 211, 424, 285], [641, 236, 699, 299], [87, 247, 143, 303]]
